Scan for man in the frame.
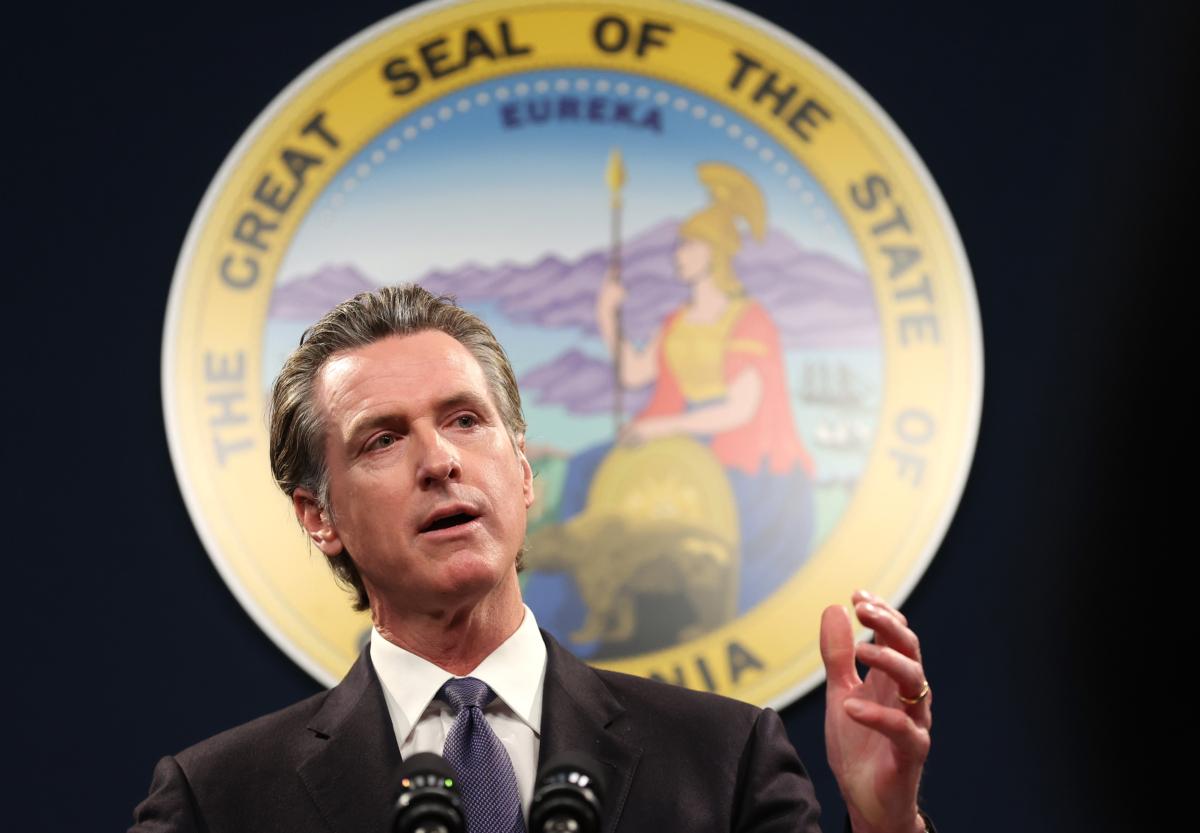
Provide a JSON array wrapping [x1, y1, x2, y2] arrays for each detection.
[[132, 285, 933, 833]]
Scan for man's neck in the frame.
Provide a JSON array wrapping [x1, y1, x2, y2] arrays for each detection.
[[370, 577, 526, 675]]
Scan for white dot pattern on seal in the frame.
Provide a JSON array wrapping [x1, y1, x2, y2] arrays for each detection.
[[320, 73, 835, 230]]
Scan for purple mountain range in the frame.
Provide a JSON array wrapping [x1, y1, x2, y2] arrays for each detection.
[[519, 347, 654, 416], [270, 220, 878, 415], [268, 264, 378, 320]]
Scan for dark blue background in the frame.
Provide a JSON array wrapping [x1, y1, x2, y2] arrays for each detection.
[[9, 1, 1181, 830]]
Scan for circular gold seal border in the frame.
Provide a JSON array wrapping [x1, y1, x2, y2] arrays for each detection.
[[163, 0, 983, 704]]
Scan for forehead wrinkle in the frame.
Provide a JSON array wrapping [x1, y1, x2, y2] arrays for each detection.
[[314, 352, 372, 440]]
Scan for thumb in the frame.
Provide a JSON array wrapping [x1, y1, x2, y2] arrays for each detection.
[[820, 604, 860, 691]]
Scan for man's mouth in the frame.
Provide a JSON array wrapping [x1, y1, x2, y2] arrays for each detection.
[[420, 511, 480, 533]]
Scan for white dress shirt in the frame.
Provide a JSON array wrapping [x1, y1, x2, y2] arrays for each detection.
[[369, 605, 547, 816]]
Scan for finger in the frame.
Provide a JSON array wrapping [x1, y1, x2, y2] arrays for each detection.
[[855, 600, 921, 662], [843, 699, 931, 763], [856, 645, 932, 727], [820, 605, 861, 690], [852, 589, 908, 626], [856, 643, 926, 701]]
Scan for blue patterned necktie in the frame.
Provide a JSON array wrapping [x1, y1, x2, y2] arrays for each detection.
[[438, 677, 527, 833]]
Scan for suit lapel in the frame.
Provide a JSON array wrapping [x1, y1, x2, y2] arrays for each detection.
[[297, 650, 403, 833], [292, 633, 642, 833], [539, 632, 642, 833]]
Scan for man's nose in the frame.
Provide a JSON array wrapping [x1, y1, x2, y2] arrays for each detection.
[[415, 427, 461, 487]]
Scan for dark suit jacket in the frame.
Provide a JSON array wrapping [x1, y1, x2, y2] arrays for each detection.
[[131, 632, 824, 832]]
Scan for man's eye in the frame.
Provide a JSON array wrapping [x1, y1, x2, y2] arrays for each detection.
[[372, 434, 397, 449], [455, 414, 477, 428]]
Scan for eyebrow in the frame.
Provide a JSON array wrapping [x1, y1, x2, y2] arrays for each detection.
[[344, 390, 496, 445], [436, 390, 495, 418]]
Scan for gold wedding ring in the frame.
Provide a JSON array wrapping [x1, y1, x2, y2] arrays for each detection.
[[898, 680, 930, 705]]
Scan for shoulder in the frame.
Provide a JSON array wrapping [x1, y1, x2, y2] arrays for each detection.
[[592, 666, 762, 727], [541, 642, 822, 832], [133, 651, 397, 831], [542, 629, 764, 741], [173, 647, 383, 791], [172, 689, 332, 779], [658, 307, 683, 335], [593, 669, 821, 830], [730, 298, 777, 336], [131, 690, 338, 832], [587, 665, 777, 770]]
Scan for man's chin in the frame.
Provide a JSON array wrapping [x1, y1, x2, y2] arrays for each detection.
[[426, 555, 520, 604]]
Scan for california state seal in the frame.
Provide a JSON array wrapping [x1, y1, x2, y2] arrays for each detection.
[[163, 0, 982, 708]]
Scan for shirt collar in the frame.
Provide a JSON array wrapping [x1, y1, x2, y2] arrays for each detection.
[[369, 605, 546, 742], [469, 605, 545, 732]]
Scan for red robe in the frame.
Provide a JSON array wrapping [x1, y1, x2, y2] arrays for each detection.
[[639, 301, 813, 476]]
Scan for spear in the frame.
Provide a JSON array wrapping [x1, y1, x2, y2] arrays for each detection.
[[606, 147, 626, 433]]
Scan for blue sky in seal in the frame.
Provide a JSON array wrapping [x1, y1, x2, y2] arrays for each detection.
[[278, 68, 863, 283]]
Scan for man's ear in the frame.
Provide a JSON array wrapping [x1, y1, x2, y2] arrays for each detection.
[[292, 487, 345, 557], [516, 435, 535, 510]]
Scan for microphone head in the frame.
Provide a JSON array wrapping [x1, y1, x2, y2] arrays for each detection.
[[394, 752, 465, 833], [529, 752, 605, 833]]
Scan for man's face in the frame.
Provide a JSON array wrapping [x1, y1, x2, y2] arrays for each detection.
[[299, 331, 533, 614]]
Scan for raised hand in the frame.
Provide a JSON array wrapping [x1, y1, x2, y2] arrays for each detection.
[[819, 590, 932, 833]]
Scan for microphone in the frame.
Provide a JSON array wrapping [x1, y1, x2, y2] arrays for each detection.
[[529, 752, 605, 833], [393, 752, 465, 833]]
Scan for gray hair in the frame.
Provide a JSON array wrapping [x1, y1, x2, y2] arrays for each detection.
[[268, 284, 527, 610]]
